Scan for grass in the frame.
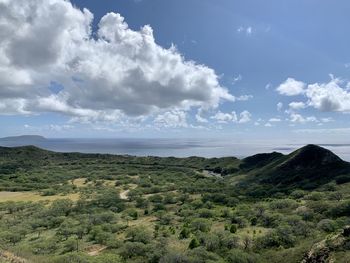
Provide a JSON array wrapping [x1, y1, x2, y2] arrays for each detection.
[[237, 226, 270, 238], [70, 178, 89, 187], [0, 191, 80, 202]]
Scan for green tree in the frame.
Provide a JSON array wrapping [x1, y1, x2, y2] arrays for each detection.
[[188, 237, 200, 249]]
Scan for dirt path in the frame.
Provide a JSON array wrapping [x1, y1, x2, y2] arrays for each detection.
[[86, 245, 107, 256], [0, 250, 28, 263], [119, 189, 130, 200], [119, 184, 137, 200]]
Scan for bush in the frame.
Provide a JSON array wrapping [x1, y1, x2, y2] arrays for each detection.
[[179, 228, 190, 239], [230, 224, 237, 233], [226, 249, 258, 263], [305, 192, 324, 201], [126, 226, 152, 244], [317, 219, 337, 233], [119, 242, 147, 259], [335, 175, 350, 184], [329, 201, 350, 217], [257, 226, 296, 249], [188, 237, 200, 249], [62, 237, 78, 253], [190, 219, 212, 232], [270, 199, 298, 210], [198, 208, 214, 218], [289, 190, 306, 199]]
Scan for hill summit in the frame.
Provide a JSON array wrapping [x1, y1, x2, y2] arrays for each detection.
[[244, 144, 350, 190], [280, 144, 344, 170]]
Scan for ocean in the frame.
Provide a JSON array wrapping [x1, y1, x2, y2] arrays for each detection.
[[1, 138, 350, 161]]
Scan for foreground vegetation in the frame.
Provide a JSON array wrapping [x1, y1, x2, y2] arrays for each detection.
[[0, 145, 350, 262]]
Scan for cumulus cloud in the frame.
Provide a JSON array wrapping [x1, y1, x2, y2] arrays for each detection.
[[0, 0, 234, 125], [306, 79, 350, 112], [276, 78, 306, 96], [236, 95, 253, 101], [211, 110, 251, 124], [289, 113, 318, 123], [211, 111, 238, 124], [277, 102, 283, 111], [277, 77, 350, 113], [289, 101, 306, 110], [154, 110, 188, 128], [238, 110, 252, 123]]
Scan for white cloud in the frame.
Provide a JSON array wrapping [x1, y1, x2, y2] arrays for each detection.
[[269, 118, 281, 122], [238, 110, 252, 123], [211, 111, 238, 124], [23, 123, 74, 132], [321, 117, 333, 123], [289, 113, 318, 123], [237, 26, 253, 36], [195, 109, 208, 123], [0, 0, 234, 125], [277, 77, 350, 113], [236, 95, 253, 101], [294, 127, 350, 134], [0, 98, 31, 115], [210, 110, 252, 124], [154, 110, 188, 128], [232, 74, 242, 84], [289, 101, 306, 110], [276, 78, 306, 96], [246, 27, 252, 35], [265, 123, 272, 127], [277, 102, 283, 111], [306, 79, 350, 112]]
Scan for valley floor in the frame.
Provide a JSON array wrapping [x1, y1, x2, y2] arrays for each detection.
[[0, 146, 349, 262]]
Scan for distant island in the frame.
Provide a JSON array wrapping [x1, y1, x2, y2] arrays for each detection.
[[0, 135, 47, 142]]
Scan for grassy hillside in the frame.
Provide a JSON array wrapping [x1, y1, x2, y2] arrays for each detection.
[[0, 145, 349, 262], [237, 145, 350, 196]]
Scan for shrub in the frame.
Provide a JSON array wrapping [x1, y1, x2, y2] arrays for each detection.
[[119, 242, 147, 259], [190, 219, 212, 232], [226, 249, 258, 263], [179, 228, 190, 239], [126, 226, 152, 244], [188, 238, 200, 249], [230, 224, 237, 233], [317, 219, 337, 233]]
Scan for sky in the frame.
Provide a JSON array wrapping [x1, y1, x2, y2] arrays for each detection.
[[1, 0, 350, 143]]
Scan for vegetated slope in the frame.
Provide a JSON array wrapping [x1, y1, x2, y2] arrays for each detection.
[[1, 144, 350, 193], [0, 145, 240, 169], [0, 145, 243, 195], [1, 144, 350, 262], [239, 152, 284, 171], [242, 144, 350, 192]]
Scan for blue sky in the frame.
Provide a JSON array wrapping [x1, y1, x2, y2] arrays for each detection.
[[1, 0, 350, 142]]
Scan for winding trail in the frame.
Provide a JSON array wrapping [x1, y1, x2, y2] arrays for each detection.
[[119, 184, 137, 200], [119, 189, 130, 200]]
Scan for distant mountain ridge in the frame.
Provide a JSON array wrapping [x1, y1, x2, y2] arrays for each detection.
[[0, 135, 47, 142]]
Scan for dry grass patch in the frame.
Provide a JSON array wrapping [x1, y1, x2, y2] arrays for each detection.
[[0, 191, 80, 203], [70, 178, 90, 187]]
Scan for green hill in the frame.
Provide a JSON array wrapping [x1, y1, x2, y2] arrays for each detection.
[[241, 144, 350, 193]]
